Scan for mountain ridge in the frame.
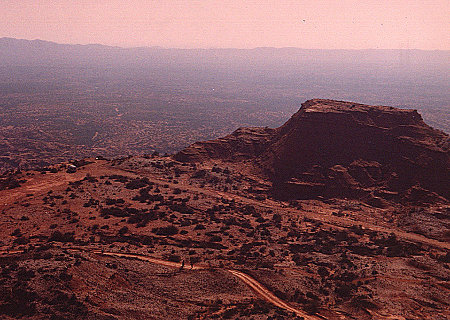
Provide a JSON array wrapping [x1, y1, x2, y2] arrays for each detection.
[[2, 37, 450, 52], [1, 37, 449, 67]]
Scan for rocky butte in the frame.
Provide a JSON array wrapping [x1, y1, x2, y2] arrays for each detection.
[[176, 99, 449, 206]]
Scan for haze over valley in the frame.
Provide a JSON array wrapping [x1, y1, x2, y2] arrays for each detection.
[[0, 38, 448, 171]]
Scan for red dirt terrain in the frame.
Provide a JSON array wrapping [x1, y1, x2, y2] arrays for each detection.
[[0, 99, 449, 320]]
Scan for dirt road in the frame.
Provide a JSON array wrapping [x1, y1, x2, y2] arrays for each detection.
[[92, 250, 321, 319], [227, 269, 323, 319], [0, 247, 321, 318]]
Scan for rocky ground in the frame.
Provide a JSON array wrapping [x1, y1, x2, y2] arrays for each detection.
[[0, 155, 448, 319]]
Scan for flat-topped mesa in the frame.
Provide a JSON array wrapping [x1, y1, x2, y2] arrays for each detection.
[[264, 99, 446, 173], [262, 99, 449, 203], [283, 99, 423, 129], [176, 99, 449, 204]]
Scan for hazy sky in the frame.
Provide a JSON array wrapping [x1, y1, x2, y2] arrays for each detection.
[[1, 0, 449, 49]]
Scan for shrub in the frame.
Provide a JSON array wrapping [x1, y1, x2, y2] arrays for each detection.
[[83, 174, 98, 183], [100, 206, 128, 217], [169, 203, 194, 214], [192, 170, 207, 178], [167, 254, 181, 263], [108, 175, 129, 183], [105, 198, 125, 205], [14, 236, 29, 245], [272, 213, 282, 224], [153, 225, 179, 236], [48, 231, 75, 243], [0, 176, 22, 190], [209, 235, 222, 242], [118, 226, 129, 235], [125, 178, 150, 190]]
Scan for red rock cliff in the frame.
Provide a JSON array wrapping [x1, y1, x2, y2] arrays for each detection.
[[176, 99, 449, 203]]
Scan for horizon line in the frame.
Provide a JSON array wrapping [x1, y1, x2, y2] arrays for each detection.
[[1, 37, 449, 52]]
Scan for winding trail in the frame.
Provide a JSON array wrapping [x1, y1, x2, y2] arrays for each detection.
[[95, 251, 205, 270], [227, 269, 322, 319], [0, 247, 322, 318], [93, 250, 321, 319]]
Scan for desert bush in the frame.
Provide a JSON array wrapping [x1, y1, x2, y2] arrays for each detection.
[[272, 213, 282, 224], [108, 175, 129, 183], [104, 198, 125, 205], [14, 236, 30, 245], [48, 231, 75, 243], [17, 268, 35, 282], [351, 294, 378, 310], [118, 226, 129, 235], [0, 176, 22, 190], [83, 198, 99, 207], [0, 285, 37, 316], [335, 282, 355, 300], [127, 210, 157, 227], [169, 203, 194, 214], [83, 174, 98, 183], [100, 206, 129, 217], [132, 189, 163, 203], [167, 254, 181, 263], [317, 266, 329, 278], [153, 225, 179, 236], [125, 178, 150, 189], [209, 235, 222, 242], [192, 169, 207, 178]]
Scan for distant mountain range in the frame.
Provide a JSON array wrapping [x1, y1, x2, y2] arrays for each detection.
[[1, 37, 449, 67]]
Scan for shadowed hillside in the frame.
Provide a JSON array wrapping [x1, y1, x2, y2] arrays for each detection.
[[176, 99, 449, 205]]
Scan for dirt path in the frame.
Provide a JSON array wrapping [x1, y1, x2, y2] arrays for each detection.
[[95, 251, 205, 270], [92, 250, 321, 319], [227, 269, 323, 319], [0, 247, 442, 319], [0, 247, 321, 318]]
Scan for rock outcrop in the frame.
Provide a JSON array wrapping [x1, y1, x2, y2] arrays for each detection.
[[174, 127, 276, 162], [176, 99, 449, 204]]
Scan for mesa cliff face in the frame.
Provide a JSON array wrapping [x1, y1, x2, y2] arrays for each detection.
[[176, 99, 449, 204]]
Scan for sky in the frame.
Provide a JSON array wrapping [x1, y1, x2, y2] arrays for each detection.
[[1, 0, 449, 49]]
